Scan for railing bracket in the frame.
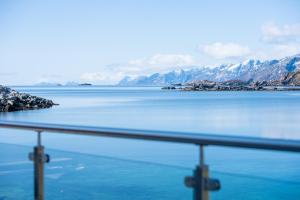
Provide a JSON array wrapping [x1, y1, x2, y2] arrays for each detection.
[[184, 146, 221, 200], [29, 151, 50, 163]]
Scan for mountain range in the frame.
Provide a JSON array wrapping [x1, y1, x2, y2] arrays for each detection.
[[118, 54, 300, 86]]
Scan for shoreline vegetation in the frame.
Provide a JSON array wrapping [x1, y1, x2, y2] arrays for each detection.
[[162, 71, 300, 91], [0, 85, 57, 112]]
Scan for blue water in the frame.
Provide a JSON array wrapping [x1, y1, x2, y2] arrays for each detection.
[[0, 86, 300, 199]]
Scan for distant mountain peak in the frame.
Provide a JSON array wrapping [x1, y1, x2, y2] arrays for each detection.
[[118, 54, 300, 86]]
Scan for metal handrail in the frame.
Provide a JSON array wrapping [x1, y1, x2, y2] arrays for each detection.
[[0, 120, 300, 152], [1, 120, 300, 200]]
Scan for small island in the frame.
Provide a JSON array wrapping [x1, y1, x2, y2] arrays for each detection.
[[162, 71, 300, 91], [79, 83, 93, 86], [0, 85, 57, 112]]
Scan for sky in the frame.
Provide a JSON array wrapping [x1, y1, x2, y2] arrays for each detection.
[[0, 0, 300, 85]]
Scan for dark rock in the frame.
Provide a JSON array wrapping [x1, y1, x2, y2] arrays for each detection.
[[0, 85, 58, 112], [281, 70, 300, 86], [161, 75, 300, 91], [162, 86, 176, 90], [79, 83, 92, 86]]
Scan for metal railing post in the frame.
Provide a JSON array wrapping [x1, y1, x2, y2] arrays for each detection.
[[199, 145, 208, 200], [29, 131, 50, 200], [185, 145, 221, 200]]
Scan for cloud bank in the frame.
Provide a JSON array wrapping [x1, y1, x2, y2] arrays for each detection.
[[80, 22, 300, 84], [261, 22, 300, 43], [202, 42, 251, 59], [80, 54, 197, 84]]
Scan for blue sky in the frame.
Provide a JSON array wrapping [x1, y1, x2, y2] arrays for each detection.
[[1, 0, 300, 85]]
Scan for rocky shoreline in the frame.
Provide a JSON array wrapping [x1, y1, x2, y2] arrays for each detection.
[[0, 85, 57, 112], [162, 71, 300, 91]]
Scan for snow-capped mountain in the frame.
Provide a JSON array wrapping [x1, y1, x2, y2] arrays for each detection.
[[118, 54, 300, 86]]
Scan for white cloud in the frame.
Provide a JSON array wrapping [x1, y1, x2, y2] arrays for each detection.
[[253, 44, 300, 60], [127, 54, 197, 75], [254, 22, 300, 60], [261, 22, 300, 43], [80, 72, 107, 82], [80, 71, 127, 84], [129, 54, 195, 68], [80, 54, 196, 84], [272, 44, 300, 57], [35, 74, 63, 84], [202, 42, 251, 59], [80, 68, 126, 84], [149, 54, 195, 66]]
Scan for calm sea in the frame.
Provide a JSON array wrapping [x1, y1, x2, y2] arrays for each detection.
[[0, 86, 300, 199]]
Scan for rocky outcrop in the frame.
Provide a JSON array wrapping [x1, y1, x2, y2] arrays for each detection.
[[180, 80, 261, 91], [162, 73, 300, 91], [281, 71, 300, 86], [0, 86, 57, 112]]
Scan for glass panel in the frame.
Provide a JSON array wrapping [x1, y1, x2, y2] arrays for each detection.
[[0, 143, 33, 199], [41, 133, 194, 199], [45, 149, 192, 199], [208, 147, 300, 200]]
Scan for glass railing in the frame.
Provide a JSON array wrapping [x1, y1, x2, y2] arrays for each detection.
[[0, 143, 34, 199], [0, 143, 193, 200], [0, 121, 300, 200], [207, 147, 300, 200]]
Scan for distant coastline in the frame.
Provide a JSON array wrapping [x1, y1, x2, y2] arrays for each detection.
[[162, 70, 300, 91], [34, 82, 93, 87]]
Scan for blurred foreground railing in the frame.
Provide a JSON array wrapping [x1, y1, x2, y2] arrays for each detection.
[[1, 120, 300, 200]]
